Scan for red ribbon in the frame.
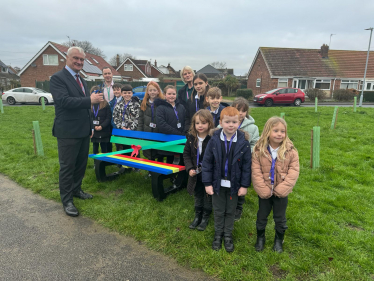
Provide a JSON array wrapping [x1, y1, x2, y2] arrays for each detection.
[[130, 145, 142, 157]]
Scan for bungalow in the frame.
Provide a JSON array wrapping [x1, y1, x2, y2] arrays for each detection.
[[18, 41, 121, 87], [115, 58, 165, 81], [247, 45, 374, 97]]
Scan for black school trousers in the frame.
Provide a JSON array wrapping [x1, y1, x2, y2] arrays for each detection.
[[256, 195, 288, 233]]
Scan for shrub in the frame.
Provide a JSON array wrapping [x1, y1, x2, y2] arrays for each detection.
[[236, 89, 253, 99], [333, 89, 358, 101], [305, 88, 326, 101]]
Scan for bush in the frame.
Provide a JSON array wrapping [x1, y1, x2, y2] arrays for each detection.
[[363, 91, 374, 102], [305, 88, 326, 101], [236, 89, 253, 99], [333, 89, 358, 101]]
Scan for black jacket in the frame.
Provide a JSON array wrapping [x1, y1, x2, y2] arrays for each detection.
[[154, 98, 188, 136], [50, 68, 92, 138], [177, 84, 195, 109], [183, 134, 211, 195], [202, 128, 251, 195], [91, 104, 112, 139], [137, 102, 159, 133], [185, 93, 205, 129]]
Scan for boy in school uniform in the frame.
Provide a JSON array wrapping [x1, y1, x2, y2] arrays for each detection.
[[202, 107, 251, 252], [205, 87, 228, 127]]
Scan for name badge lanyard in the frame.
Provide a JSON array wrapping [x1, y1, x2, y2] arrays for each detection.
[[92, 104, 100, 118], [173, 106, 181, 128], [107, 86, 111, 101], [122, 100, 131, 122], [267, 146, 277, 195], [238, 120, 243, 129], [207, 106, 218, 125], [195, 95, 199, 112], [224, 133, 235, 180], [151, 103, 154, 122]]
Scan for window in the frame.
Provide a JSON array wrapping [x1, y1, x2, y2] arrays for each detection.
[[278, 78, 288, 88], [315, 79, 331, 90], [23, 88, 33, 93], [256, 78, 261, 87], [124, 64, 133, 71], [1, 67, 7, 73], [340, 80, 358, 90], [365, 82, 374, 90], [43, 54, 58, 65], [86, 59, 92, 65], [91, 57, 99, 63]]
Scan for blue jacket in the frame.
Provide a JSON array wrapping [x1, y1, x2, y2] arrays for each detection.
[[109, 96, 122, 128], [202, 128, 251, 195], [207, 103, 229, 127]]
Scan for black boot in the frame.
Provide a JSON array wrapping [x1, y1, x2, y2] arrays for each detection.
[[273, 230, 285, 253], [189, 207, 203, 229], [255, 228, 266, 252], [212, 233, 223, 251], [196, 209, 211, 231], [224, 234, 234, 252]]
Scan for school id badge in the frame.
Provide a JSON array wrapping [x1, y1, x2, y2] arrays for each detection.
[[149, 122, 156, 128], [177, 123, 181, 128], [195, 165, 202, 174], [93, 120, 99, 125]]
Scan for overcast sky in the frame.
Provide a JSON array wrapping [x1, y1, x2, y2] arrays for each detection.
[[2, 0, 373, 75]]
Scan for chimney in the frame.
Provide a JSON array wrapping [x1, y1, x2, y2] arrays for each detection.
[[154, 60, 157, 67], [320, 44, 329, 58], [116, 54, 120, 66]]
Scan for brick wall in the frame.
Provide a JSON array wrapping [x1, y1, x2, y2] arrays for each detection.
[[116, 62, 146, 81], [247, 52, 278, 95], [20, 46, 64, 87]]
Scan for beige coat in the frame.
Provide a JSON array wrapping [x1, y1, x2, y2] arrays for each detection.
[[252, 143, 299, 199]]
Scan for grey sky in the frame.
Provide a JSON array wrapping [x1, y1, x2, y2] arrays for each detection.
[[2, 0, 373, 75]]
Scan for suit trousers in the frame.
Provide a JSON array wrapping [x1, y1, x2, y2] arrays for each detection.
[[256, 195, 288, 233], [57, 137, 90, 205], [212, 186, 238, 236]]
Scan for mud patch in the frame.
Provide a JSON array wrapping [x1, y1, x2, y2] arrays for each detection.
[[269, 265, 287, 280], [347, 223, 364, 231]]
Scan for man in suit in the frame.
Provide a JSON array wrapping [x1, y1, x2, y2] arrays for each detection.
[[50, 46, 104, 217]]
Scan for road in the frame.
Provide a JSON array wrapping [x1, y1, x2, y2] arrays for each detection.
[[0, 174, 217, 281]]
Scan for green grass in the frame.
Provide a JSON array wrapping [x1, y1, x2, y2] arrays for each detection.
[[221, 96, 236, 101], [1, 106, 374, 281]]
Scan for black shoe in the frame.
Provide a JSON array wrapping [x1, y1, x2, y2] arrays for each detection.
[[273, 230, 285, 253], [63, 202, 79, 217], [234, 209, 242, 222], [224, 234, 234, 252], [255, 229, 266, 252], [212, 234, 223, 251], [189, 208, 203, 229], [196, 210, 211, 231], [74, 190, 93, 200]]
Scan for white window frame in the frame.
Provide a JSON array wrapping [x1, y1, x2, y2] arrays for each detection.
[[124, 64, 133, 71], [92, 57, 99, 63], [256, 78, 261, 87], [364, 81, 374, 91], [340, 80, 358, 90], [278, 78, 288, 88], [43, 54, 58, 66], [86, 59, 92, 65], [314, 79, 331, 90]]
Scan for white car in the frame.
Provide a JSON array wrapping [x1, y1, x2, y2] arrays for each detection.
[[2, 87, 54, 105]]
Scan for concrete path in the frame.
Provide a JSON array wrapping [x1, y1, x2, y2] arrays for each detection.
[[0, 174, 217, 281]]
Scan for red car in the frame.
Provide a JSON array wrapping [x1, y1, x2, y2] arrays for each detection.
[[253, 87, 305, 106]]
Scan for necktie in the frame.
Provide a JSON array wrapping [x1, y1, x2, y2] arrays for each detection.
[[75, 74, 85, 96]]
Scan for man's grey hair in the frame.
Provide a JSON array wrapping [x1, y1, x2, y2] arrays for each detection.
[[67, 46, 85, 56]]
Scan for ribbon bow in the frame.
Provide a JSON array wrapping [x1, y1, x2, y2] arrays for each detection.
[[130, 144, 142, 157]]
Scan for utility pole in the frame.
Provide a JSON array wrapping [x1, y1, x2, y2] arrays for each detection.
[[359, 28, 373, 107]]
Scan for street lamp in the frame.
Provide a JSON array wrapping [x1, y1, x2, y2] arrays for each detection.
[[359, 27, 373, 107]]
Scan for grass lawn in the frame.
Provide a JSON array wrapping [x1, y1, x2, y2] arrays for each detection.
[[0, 105, 373, 281]]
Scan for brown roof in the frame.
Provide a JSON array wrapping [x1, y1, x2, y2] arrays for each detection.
[[50, 42, 121, 76], [260, 47, 374, 78]]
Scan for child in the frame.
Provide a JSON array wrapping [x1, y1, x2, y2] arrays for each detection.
[[202, 107, 252, 252], [183, 109, 214, 231], [90, 86, 112, 154], [107, 83, 122, 152], [231, 97, 260, 221], [138, 81, 164, 164], [252, 117, 299, 253], [205, 87, 226, 127]]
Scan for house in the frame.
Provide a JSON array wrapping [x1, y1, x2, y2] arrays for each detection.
[[116, 58, 165, 81], [18, 41, 121, 87], [0, 60, 20, 90], [197, 64, 234, 79], [247, 45, 374, 97]]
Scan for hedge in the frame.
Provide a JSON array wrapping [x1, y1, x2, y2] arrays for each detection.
[[236, 89, 253, 99], [363, 91, 374, 102]]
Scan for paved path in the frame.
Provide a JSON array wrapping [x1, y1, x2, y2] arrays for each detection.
[[0, 174, 217, 281]]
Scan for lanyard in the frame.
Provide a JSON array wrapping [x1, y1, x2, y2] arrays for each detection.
[[122, 100, 131, 121], [267, 146, 277, 186], [224, 133, 235, 178], [107, 86, 111, 101], [173, 106, 179, 122], [238, 120, 243, 129], [150, 103, 154, 122], [207, 106, 218, 124], [92, 104, 99, 118]]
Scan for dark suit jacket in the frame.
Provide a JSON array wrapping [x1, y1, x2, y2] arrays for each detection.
[[50, 67, 93, 138]]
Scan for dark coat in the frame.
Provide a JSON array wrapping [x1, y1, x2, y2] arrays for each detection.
[[91, 104, 112, 139], [112, 96, 141, 130], [202, 128, 252, 195], [154, 98, 188, 136], [183, 134, 211, 195], [185, 92, 205, 129], [50, 68, 92, 138], [109, 96, 122, 128], [208, 103, 229, 127], [177, 84, 195, 109]]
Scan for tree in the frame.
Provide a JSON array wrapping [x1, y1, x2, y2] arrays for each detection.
[[210, 61, 227, 69], [223, 75, 239, 97], [61, 40, 106, 58], [108, 53, 136, 67]]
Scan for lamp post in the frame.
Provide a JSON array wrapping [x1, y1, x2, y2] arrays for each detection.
[[359, 27, 373, 107]]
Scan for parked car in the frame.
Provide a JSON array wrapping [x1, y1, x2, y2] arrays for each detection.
[[253, 87, 305, 106], [132, 86, 147, 101], [2, 87, 54, 105]]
